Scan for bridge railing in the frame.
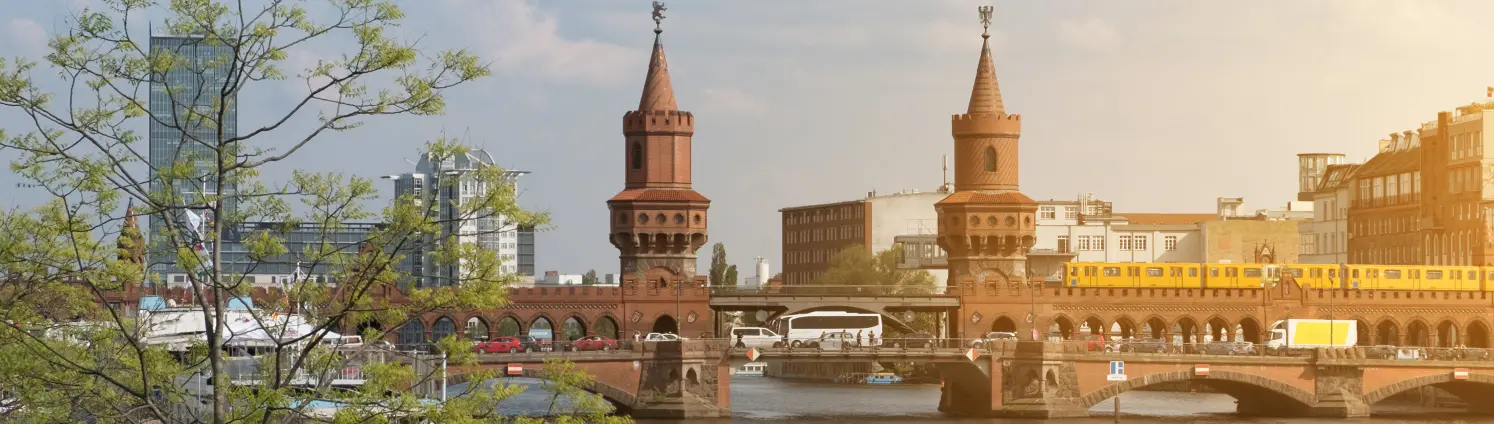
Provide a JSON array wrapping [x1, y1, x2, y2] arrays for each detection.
[[709, 284, 957, 296]]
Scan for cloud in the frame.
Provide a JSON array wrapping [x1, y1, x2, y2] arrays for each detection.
[[455, 0, 638, 87], [700, 87, 767, 116], [6, 18, 47, 55], [1057, 17, 1120, 51]]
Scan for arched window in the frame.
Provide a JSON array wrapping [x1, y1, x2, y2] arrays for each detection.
[[631, 142, 643, 170], [983, 146, 998, 172]]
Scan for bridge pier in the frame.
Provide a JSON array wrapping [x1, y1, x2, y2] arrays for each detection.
[[1307, 365, 1369, 418], [628, 344, 730, 419]]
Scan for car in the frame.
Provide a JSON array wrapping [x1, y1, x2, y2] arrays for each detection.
[[1119, 337, 1174, 353], [1202, 341, 1255, 356], [891, 332, 935, 349], [969, 332, 1018, 348], [807, 331, 857, 350], [473, 336, 529, 353], [1075, 334, 1107, 352], [645, 332, 681, 342], [571, 336, 620, 351], [729, 327, 784, 349]]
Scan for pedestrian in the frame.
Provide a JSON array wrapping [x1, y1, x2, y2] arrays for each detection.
[[634, 330, 642, 342], [857, 330, 863, 347], [869, 330, 877, 346]]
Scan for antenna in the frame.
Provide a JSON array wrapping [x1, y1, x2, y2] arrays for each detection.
[[942, 155, 949, 189]]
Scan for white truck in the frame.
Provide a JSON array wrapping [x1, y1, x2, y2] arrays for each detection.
[[1266, 319, 1356, 355]]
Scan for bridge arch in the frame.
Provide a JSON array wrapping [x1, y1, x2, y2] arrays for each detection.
[[431, 316, 457, 342], [593, 314, 621, 339], [1079, 370, 1315, 414], [530, 314, 557, 342], [990, 315, 1017, 333], [495, 315, 523, 337], [1363, 372, 1494, 406], [1467, 319, 1491, 348], [1434, 318, 1460, 347], [1080, 315, 1104, 335], [562, 315, 588, 341], [1374, 317, 1401, 345], [1203, 315, 1230, 342], [1405, 318, 1432, 346], [1046, 314, 1075, 340], [465, 316, 490, 341], [651, 314, 678, 334], [1235, 317, 1261, 344], [1110, 316, 1137, 339], [1140, 315, 1167, 339]]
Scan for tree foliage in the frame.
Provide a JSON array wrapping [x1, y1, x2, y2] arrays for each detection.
[[707, 243, 730, 287], [581, 269, 598, 286], [0, 1, 621, 422], [807, 245, 938, 334]]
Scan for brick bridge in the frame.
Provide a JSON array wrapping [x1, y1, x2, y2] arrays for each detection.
[[930, 341, 1494, 418]]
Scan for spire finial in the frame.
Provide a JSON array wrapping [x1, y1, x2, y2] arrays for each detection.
[[978, 6, 993, 39], [652, 1, 667, 34]]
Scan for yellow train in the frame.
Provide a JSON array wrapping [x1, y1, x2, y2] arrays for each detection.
[[1061, 262, 1489, 291]]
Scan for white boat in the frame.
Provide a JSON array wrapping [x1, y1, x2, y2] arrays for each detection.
[[735, 362, 767, 376]]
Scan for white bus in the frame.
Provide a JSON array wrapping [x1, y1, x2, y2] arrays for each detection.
[[776, 311, 884, 347]]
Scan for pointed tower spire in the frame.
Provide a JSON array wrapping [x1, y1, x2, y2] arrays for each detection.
[[638, 1, 678, 112], [967, 6, 1005, 115]]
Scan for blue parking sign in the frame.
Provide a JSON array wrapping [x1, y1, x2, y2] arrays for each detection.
[[1110, 361, 1124, 375]]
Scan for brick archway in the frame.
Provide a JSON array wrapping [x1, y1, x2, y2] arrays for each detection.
[[1079, 370, 1315, 412], [1363, 372, 1494, 405]]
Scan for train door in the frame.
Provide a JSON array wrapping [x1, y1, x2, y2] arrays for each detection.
[[1186, 265, 1202, 288], [1218, 265, 1240, 288], [1167, 266, 1186, 288]]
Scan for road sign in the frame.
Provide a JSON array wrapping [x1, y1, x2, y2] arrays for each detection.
[[965, 348, 981, 362], [1195, 364, 1210, 376], [1107, 361, 1126, 381], [746, 347, 761, 362], [1455, 368, 1470, 380], [506, 363, 523, 376]]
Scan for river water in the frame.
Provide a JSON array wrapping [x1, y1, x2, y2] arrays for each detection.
[[466, 376, 1478, 423]]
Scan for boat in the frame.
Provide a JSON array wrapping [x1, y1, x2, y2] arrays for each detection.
[[735, 362, 767, 376], [833, 372, 904, 385]]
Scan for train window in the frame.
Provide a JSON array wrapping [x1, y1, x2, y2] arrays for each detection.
[[1170, 267, 1181, 277], [1130, 266, 1139, 276], [1488, 271, 1494, 280], [1227, 268, 1238, 277], [1103, 267, 1120, 277], [1352, 269, 1359, 278], [1243, 268, 1262, 278], [1189, 268, 1198, 277], [1146, 268, 1163, 277], [1455, 270, 1463, 280], [1412, 269, 1419, 278], [1310, 269, 1320, 278], [1210, 268, 1219, 277], [1070, 267, 1078, 276], [1329, 269, 1337, 278], [1287, 268, 1303, 277], [1427, 270, 1443, 280], [1384, 269, 1400, 279]]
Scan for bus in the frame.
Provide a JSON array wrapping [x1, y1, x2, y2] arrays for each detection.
[[776, 311, 884, 348]]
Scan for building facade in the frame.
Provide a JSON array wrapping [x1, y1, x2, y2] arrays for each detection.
[[1347, 130, 1422, 265], [1297, 153, 1348, 201], [606, 24, 712, 287], [779, 190, 946, 285], [386, 151, 530, 287], [1299, 164, 1358, 264]]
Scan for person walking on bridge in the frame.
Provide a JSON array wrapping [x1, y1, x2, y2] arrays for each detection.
[[857, 330, 864, 347]]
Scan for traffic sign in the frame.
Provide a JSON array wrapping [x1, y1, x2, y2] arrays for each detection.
[[965, 348, 981, 362], [1195, 364, 1210, 376], [506, 363, 523, 376], [746, 347, 761, 362], [1455, 368, 1470, 380], [1107, 361, 1126, 381]]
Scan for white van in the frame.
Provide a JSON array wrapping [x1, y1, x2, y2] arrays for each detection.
[[730, 327, 784, 349]]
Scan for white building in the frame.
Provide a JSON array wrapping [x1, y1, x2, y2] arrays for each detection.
[[1025, 194, 1212, 283], [782, 188, 949, 286], [1299, 164, 1359, 264], [385, 149, 530, 288]]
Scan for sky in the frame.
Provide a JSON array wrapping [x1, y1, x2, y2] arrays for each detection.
[[4, 0, 1494, 278]]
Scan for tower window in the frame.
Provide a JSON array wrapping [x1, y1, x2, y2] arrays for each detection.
[[632, 142, 642, 170], [983, 146, 997, 172]]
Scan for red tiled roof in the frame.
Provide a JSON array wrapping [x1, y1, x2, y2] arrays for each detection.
[[935, 191, 1036, 205], [1115, 213, 1217, 225], [608, 189, 711, 202]]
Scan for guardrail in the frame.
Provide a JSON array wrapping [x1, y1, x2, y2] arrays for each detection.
[[709, 285, 957, 296]]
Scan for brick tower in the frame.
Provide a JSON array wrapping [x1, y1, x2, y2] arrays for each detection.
[[608, 17, 711, 284], [935, 7, 1038, 289]]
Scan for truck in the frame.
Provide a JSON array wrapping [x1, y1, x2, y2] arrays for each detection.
[[1266, 319, 1356, 355]]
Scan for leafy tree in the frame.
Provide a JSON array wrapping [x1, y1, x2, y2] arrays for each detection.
[[581, 269, 599, 285], [707, 242, 731, 287], [0, 1, 624, 423], [723, 264, 738, 287], [808, 245, 938, 333]]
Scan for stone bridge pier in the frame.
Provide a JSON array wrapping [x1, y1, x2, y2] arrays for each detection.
[[936, 343, 1494, 419]]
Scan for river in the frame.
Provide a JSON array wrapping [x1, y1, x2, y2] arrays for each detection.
[[460, 376, 1478, 423]]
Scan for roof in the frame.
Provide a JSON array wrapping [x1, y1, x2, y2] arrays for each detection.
[[1315, 164, 1361, 192], [1354, 146, 1419, 178], [1111, 224, 1201, 232], [934, 191, 1036, 206], [637, 31, 677, 112], [608, 188, 710, 203], [1113, 213, 1216, 226], [965, 33, 1004, 115]]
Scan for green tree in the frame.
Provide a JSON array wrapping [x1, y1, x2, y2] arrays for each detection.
[[723, 264, 738, 287], [581, 269, 599, 285], [0, 1, 624, 423], [808, 245, 938, 333], [708, 243, 731, 287]]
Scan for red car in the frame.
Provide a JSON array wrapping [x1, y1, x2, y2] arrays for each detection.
[[473, 336, 524, 354], [571, 336, 619, 351]]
